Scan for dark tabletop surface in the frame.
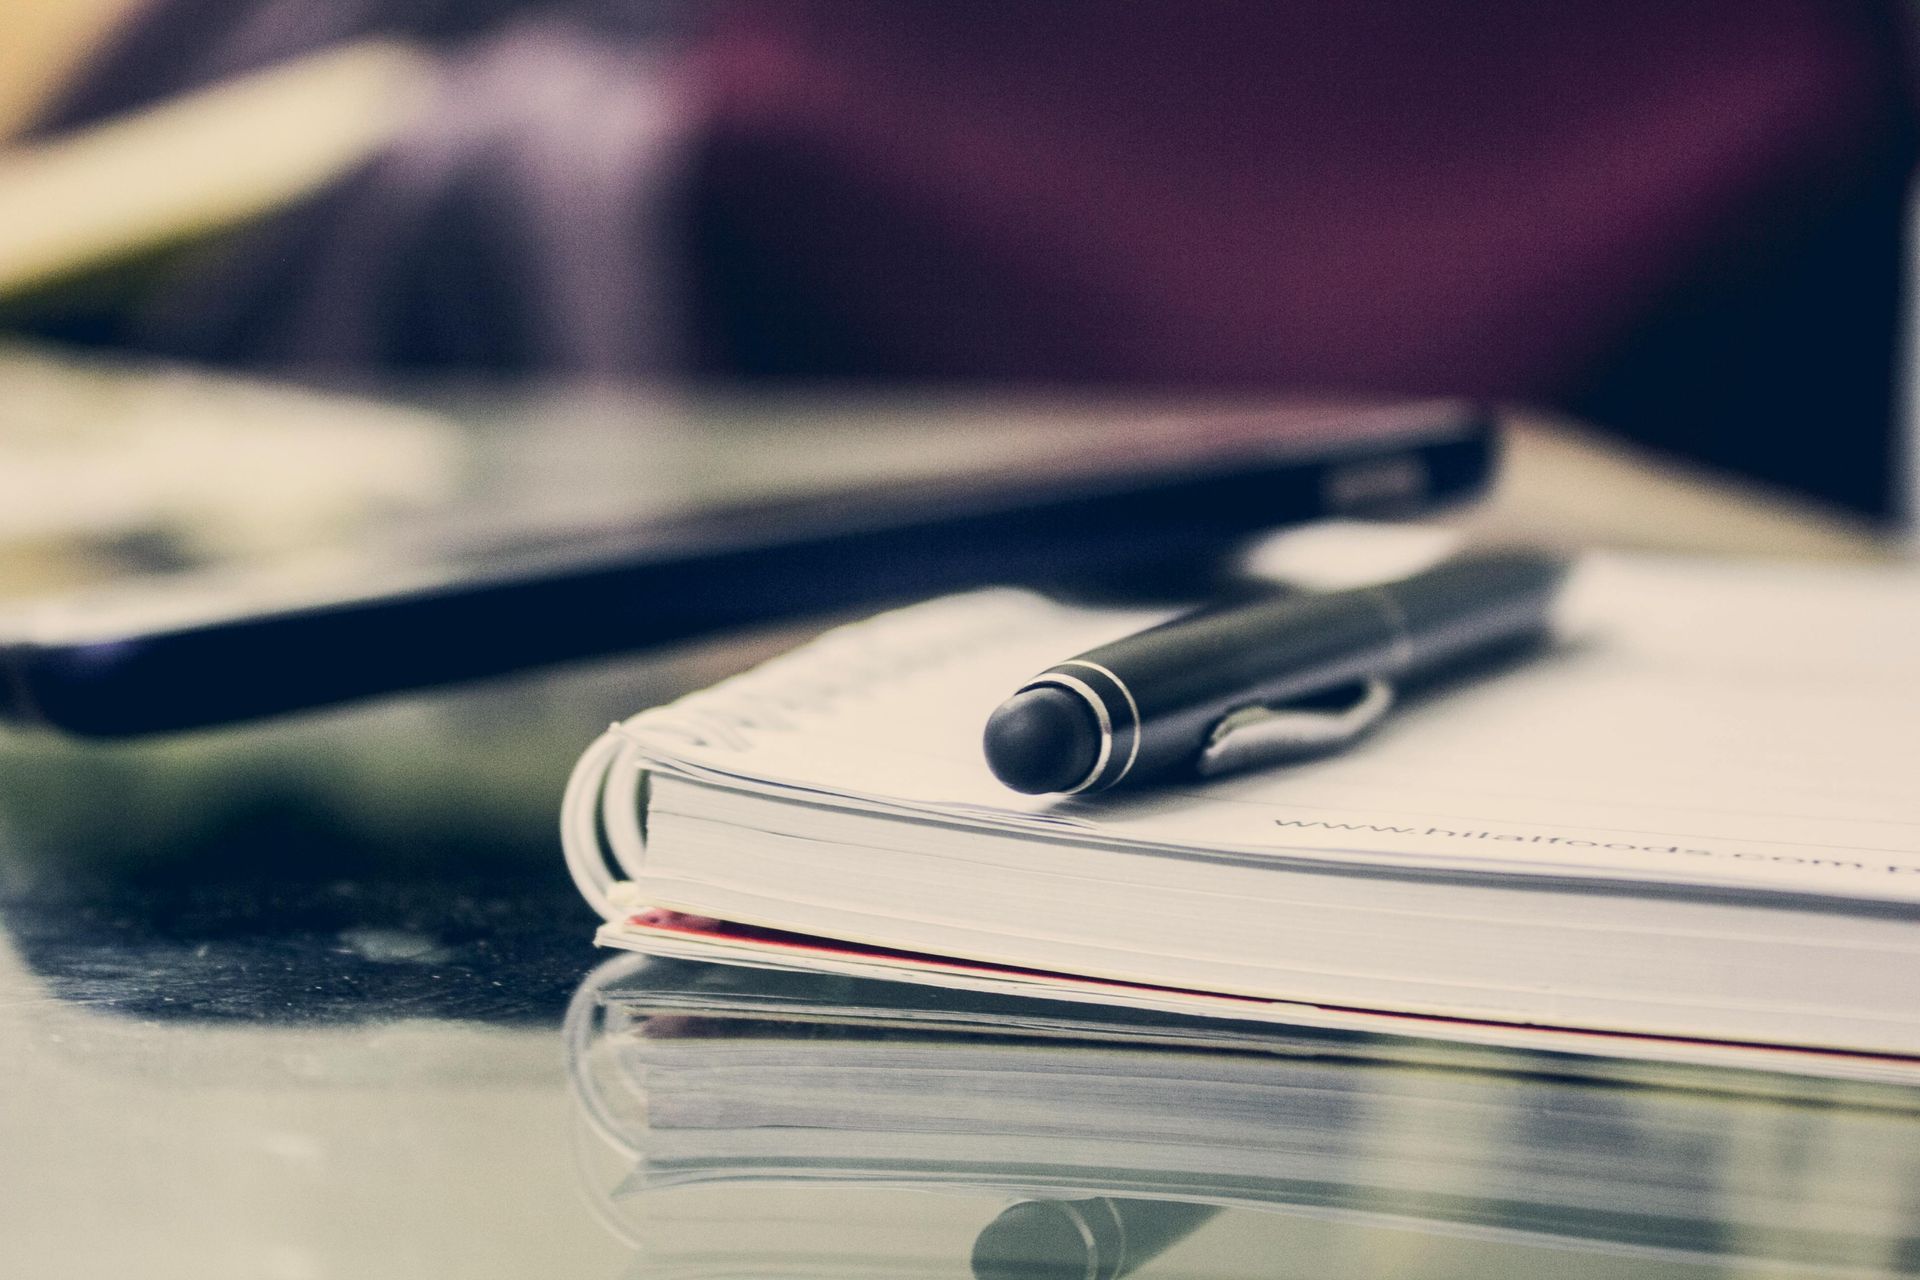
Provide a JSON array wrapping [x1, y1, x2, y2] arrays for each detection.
[[0, 657, 659, 1280]]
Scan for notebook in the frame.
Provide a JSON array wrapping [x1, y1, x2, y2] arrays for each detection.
[[568, 953, 1920, 1275], [561, 524, 1920, 1065]]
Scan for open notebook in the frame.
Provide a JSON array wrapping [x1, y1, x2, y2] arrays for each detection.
[[561, 525, 1920, 1067]]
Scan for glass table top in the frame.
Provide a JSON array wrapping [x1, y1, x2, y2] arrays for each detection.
[[2, 656, 1917, 1280], [0, 362, 1908, 1280]]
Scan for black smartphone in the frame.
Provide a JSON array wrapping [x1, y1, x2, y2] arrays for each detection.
[[0, 389, 1494, 737]]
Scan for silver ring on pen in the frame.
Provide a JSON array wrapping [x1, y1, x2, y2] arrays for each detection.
[[1021, 661, 1142, 793]]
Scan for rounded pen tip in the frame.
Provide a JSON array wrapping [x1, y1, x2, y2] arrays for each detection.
[[983, 686, 1100, 794]]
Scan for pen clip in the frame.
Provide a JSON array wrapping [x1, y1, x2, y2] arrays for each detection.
[[1196, 678, 1395, 778]]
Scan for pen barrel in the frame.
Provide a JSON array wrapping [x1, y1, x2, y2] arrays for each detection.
[[1389, 548, 1570, 676], [1064, 591, 1404, 787], [1049, 549, 1568, 789]]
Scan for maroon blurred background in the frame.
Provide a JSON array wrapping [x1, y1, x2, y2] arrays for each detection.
[[28, 0, 1920, 517]]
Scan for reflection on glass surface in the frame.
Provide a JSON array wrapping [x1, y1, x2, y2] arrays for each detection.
[[567, 954, 1920, 1279], [971, 1196, 1220, 1280]]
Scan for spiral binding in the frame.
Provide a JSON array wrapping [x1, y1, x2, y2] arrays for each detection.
[[560, 589, 1065, 921]]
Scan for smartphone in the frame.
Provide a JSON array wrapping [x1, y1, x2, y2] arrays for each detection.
[[0, 386, 1495, 737]]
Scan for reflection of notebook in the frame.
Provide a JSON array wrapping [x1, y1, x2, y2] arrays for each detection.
[[568, 955, 1920, 1276], [562, 525, 1920, 1065]]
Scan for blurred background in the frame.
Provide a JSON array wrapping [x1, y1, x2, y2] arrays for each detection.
[[5, 0, 1918, 511]]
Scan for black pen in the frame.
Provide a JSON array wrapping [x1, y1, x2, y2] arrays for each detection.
[[982, 547, 1571, 794]]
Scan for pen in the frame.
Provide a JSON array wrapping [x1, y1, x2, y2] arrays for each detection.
[[982, 547, 1571, 794]]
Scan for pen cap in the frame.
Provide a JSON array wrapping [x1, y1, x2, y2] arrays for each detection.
[[983, 686, 1104, 794]]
